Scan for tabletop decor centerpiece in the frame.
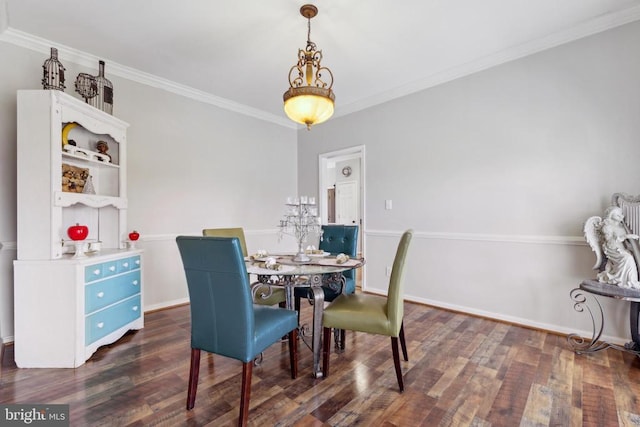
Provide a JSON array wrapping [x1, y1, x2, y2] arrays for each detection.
[[278, 196, 322, 262]]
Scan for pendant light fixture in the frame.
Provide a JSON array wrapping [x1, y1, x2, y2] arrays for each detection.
[[283, 4, 335, 130]]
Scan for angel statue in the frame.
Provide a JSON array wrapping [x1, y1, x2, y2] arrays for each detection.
[[585, 206, 640, 289]]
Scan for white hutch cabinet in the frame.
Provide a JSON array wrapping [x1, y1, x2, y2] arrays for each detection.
[[14, 90, 144, 368]]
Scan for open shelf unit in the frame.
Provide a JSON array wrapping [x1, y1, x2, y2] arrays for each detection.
[[14, 90, 144, 368]]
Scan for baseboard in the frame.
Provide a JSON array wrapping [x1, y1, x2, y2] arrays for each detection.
[[144, 297, 190, 314]]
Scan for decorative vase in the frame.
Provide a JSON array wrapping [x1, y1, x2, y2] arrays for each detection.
[[42, 47, 66, 91], [88, 60, 114, 114], [82, 175, 96, 194], [75, 73, 98, 102]]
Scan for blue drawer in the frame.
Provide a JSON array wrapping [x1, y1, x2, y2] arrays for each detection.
[[85, 256, 141, 283], [85, 294, 141, 345], [117, 256, 139, 273], [85, 264, 104, 282], [130, 255, 141, 269], [101, 260, 119, 278], [85, 270, 141, 314]]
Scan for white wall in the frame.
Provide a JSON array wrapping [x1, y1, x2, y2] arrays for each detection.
[[0, 41, 298, 342], [298, 21, 640, 343]]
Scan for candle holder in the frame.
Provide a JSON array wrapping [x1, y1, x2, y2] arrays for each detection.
[[278, 196, 322, 262]]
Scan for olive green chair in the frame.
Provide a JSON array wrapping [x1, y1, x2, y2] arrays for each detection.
[[322, 229, 413, 392], [203, 227, 287, 307]]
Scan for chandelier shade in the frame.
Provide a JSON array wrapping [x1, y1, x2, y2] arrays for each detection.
[[283, 4, 335, 130], [283, 87, 335, 128]]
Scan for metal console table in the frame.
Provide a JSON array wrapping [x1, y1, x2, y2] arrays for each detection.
[[568, 280, 640, 356]]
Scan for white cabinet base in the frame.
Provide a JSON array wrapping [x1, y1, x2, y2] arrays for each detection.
[[14, 250, 143, 368]]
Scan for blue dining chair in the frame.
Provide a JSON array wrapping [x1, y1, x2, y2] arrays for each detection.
[[294, 224, 359, 305], [176, 236, 298, 427], [294, 224, 358, 348]]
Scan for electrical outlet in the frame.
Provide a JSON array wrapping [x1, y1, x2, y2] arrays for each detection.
[[385, 266, 392, 276]]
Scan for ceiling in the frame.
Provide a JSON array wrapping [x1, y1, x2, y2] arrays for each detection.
[[2, 0, 640, 128]]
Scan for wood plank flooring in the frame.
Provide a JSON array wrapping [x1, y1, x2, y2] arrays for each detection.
[[2, 300, 640, 426]]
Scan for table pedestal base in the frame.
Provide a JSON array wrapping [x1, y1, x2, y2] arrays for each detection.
[[568, 283, 640, 357]]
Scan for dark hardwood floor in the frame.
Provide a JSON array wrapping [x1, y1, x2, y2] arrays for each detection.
[[2, 300, 640, 426]]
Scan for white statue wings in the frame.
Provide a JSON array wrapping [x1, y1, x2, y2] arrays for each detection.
[[584, 216, 604, 271], [584, 207, 640, 289]]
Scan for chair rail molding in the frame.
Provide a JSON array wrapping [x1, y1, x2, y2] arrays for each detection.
[[365, 229, 585, 246], [136, 229, 280, 242], [0, 241, 16, 251]]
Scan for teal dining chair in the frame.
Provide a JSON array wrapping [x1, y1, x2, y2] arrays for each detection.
[[176, 236, 298, 427], [294, 224, 359, 304], [295, 224, 359, 349], [322, 229, 413, 392]]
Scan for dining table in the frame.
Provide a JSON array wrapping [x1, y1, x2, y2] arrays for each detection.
[[245, 253, 365, 378]]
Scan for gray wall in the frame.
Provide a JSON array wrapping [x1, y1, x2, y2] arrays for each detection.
[[2, 20, 640, 346], [0, 41, 298, 343], [298, 21, 640, 342]]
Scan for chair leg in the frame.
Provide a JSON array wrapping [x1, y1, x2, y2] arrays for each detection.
[[333, 328, 347, 352], [280, 301, 288, 340], [186, 348, 201, 410], [239, 361, 253, 427], [322, 327, 332, 378], [399, 321, 408, 361], [289, 328, 298, 379], [391, 337, 404, 392], [294, 296, 301, 324]]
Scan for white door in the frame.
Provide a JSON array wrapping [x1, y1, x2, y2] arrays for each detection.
[[335, 180, 358, 225]]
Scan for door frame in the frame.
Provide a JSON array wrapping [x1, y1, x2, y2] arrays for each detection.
[[318, 145, 366, 265]]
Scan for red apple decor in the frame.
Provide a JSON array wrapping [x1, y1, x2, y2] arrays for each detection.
[[68, 223, 89, 259], [128, 230, 140, 249], [68, 223, 89, 241]]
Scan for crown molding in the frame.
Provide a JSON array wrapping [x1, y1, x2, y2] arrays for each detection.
[[335, 5, 640, 118], [0, 28, 297, 129], [2, 5, 639, 127]]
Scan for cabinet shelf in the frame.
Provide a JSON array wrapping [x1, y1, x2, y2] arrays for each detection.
[[54, 191, 127, 209], [62, 151, 120, 168]]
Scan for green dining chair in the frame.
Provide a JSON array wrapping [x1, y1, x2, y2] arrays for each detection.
[[176, 236, 298, 426], [203, 227, 287, 307], [322, 229, 413, 392]]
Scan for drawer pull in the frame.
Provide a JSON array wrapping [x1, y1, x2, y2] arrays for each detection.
[[93, 269, 100, 276], [97, 291, 105, 298], [135, 260, 140, 265], [132, 306, 139, 311], [97, 322, 104, 329], [123, 262, 129, 268], [132, 280, 139, 286], [109, 266, 116, 272]]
